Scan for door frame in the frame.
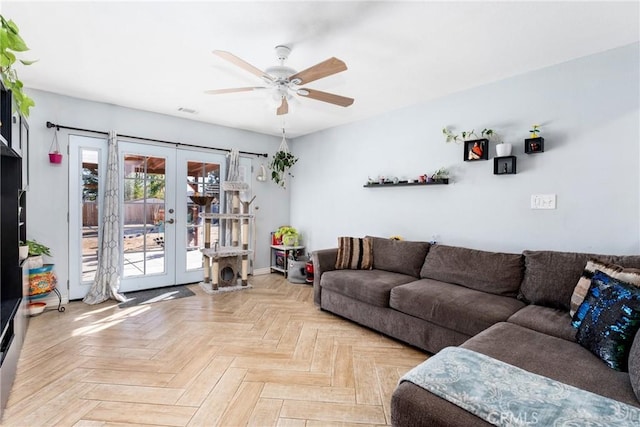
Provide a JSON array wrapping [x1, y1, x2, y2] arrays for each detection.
[[69, 137, 252, 299]]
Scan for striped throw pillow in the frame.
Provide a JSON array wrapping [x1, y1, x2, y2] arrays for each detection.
[[335, 237, 373, 270]]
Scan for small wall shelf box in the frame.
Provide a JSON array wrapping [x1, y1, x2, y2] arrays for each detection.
[[494, 156, 517, 175], [525, 137, 544, 154]]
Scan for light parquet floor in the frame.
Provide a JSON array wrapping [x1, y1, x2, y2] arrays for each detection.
[[1, 274, 428, 427]]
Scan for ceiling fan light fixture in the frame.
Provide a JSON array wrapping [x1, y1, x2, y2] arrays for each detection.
[[208, 46, 353, 116]]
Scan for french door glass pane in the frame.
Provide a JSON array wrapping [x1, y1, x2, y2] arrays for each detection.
[[186, 160, 221, 271], [123, 154, 166, 277], [82, 148, 99, 282]]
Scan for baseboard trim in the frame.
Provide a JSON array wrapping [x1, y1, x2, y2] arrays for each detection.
[[252, 268, 271, 276]]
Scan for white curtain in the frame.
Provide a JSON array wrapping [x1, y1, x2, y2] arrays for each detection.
[[83, 131, 126, 304]]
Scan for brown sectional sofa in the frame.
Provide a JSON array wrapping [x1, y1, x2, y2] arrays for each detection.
[[312, 236, 640, 426]]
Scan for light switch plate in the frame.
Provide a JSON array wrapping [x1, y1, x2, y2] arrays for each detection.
[[531, 194, 556, 209]]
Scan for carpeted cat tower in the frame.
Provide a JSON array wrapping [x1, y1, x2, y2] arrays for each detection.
[[199, 149, 255, 291]]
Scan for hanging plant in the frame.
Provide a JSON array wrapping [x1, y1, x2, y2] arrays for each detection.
[[269, 150, 298, 188], [269, 127, 298, 189], [0, 15, 37, 117]]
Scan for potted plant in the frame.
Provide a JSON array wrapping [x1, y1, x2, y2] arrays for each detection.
[[529, 124, 541, 138], [274, 225, 299, 246], [431, 167, 449, 183], [0, 14, 36, 117], [483, 129, 509, 157], [269, 150, 298, 189], [525, 124, 544, 153], [24, 240, 56, 300], [25, 239, 51, 269]]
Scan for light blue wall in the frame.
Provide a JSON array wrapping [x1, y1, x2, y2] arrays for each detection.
[[290, 43, 640, 255], [25, 90, 289, 300]]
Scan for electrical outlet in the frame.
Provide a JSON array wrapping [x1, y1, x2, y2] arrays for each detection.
[[531, 194, 556, 209]]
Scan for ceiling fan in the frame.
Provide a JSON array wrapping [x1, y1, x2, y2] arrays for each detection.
[[206, 45, 354, 115]]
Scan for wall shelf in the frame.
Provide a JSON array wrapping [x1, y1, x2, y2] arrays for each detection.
[[525, 137, 544, 154], [364, 179, 448, 188], [494, 156, 517, 175]]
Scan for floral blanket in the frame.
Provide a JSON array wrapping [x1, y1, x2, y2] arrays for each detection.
[[400, 347, 640, 427]]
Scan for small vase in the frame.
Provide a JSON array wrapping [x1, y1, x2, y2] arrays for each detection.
[[19, 245, 29, 261], [496, 143, 512, 157]]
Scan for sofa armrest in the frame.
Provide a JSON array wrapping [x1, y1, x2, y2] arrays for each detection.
[[312, 248, 338, 306]]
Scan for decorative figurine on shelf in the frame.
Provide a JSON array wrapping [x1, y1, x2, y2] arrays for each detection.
[[503, 163, 508, 174]]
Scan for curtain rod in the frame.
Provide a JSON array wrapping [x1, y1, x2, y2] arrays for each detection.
[[45, 121, 269, 158]]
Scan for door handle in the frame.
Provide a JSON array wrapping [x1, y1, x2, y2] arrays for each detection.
[[166, 218, 175, 224]]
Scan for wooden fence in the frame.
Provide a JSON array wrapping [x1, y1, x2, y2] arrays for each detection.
[[83, 202, 164, 226]]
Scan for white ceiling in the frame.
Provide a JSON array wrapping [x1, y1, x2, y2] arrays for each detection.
[[3, 1, 639, 138]]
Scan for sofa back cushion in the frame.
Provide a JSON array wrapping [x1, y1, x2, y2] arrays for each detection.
[[367, 236, 430, 277], [420, 244, 524, 297], [520, 251, 640, 311]]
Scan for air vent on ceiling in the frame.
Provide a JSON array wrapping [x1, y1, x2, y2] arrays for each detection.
[[177, 107, 198, 114]]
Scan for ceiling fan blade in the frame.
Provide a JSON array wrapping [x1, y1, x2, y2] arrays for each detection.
[[212, 50, 274, 81], [289, 57, 347, 85], [276, 97, 289, 115], [204, 87, 264, 95], [297, 88, 354, 107]]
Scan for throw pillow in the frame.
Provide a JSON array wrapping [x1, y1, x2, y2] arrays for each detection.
[[574, 270, 640, 371], [569, 258, 640, 317], [335, 237, 373, 270], [629, 332, 640, 401]]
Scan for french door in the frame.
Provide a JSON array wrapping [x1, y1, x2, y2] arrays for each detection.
[[69, 135, 233, 299]]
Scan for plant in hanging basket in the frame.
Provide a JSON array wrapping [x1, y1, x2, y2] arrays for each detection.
[[269, 151, 298, 188], [0, 14, 37, 117], [48, 128, 63, 163]]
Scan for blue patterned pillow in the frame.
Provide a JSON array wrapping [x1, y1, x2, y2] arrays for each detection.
[[574, 270, 640, 371]]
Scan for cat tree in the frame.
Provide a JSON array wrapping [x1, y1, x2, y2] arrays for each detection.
[[197, 150, 255, 290]]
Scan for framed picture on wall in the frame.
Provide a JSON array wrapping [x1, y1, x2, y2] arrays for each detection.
[[463, 138, 489, 161]]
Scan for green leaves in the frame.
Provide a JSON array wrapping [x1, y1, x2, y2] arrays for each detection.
[[0, 14, 36, 116], [26, 239, 52, 257], [269, 150, 298, 189]]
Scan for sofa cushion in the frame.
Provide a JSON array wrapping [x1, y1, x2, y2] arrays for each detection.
[[629, 333, 640, 402], [389, 279, 525, 336], [574, 270, 640, 371], [507, 305, 576, 342], [520, 250, 640, 311], [335, 236, 373, 270], [367, 236, 430, 277], [570, 259, 640, 316], [419, 245, 523, 297], [320, 269, 416, 307], [462, 322, 640, 407]]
